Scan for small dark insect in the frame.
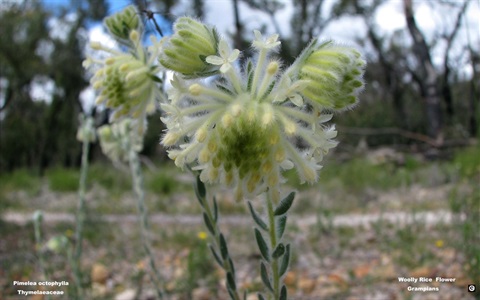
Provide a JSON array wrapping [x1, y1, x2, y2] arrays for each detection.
[[140, 7, 164, 37], [137, 0, 168, 37]]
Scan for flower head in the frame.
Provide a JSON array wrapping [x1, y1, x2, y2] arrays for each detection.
[[104, 5, 141, 43], [97, 119, 144, 164], [76, 114, 96, 143], [84, 30, 163, 129], [160, 22, 354, 200]]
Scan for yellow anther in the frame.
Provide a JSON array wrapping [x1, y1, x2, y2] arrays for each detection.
[[199, 148, 210, 163], [267, 61, 279, 75], [189, 83, 203, 96], [196, 127, 207, 142], [222, 113, 233, 128], [207, 139, 217, 153], [275, 148, 285, 162]]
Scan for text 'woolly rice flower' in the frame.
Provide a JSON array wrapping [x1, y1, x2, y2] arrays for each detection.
[[160, 20, 365, 200]]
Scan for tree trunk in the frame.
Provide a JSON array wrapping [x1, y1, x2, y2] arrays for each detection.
[[403, 0, 443, 144]]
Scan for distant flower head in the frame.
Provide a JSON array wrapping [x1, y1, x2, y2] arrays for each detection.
[[97, 119, 144, 164], [83, 29, 163, 132], [159, 20, 365, 200], [76, 114, 96, 143], [104, 5, 142, 43]]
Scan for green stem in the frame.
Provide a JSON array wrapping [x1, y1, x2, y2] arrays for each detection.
[[226, 67, 242, 94], [251, 49, 267, 99], [128, 147, 165, 299], [33, 213, 51, 300], [198, 183, 240, 300], [265, 189, 280, 299], [72, 135, 90, 299]]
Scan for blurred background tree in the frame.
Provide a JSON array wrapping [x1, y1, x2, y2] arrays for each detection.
[[0, 0, 478, 174], [0, 0, 108, 173]]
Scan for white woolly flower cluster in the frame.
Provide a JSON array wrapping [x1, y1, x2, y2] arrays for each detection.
[[83, 29, 163, 133], [159, 22, 363, 200]]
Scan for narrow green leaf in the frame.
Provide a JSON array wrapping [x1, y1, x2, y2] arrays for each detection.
[[198, 54, 207, 63], [279, 285, 287, 300], [260, 80, 276, 100], [255, 228, 270, 262], [203, 213, 215, 235], [219, 233, 229, 260], [227, 271, 236, 291], [243, 290, 248, 300], [272, 243, 285, 259], [216, 84, 234, 95], [228, 257, 236, 277], [227, 287, 236, 300], [257, 293, 266, 300], [194, 176, 206, 207], [149, 74, 162, 83], [276, 215, 287, 240], [248, 201, 268, 231], [260, 262, 273, 292], [247, 60, 253, 74], [247, 69, 254, 92], [279, 244, 290, 277], [274, 192, 295, 216], [209, 245, 223, 267], [213, 197, 218, 223]]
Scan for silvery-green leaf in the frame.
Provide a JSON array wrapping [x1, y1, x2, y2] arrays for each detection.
[[203, 213, 215, 235], [227, 271, 236, 291], [209, 245, 223, 267], [279, 285, 287, 300], [255, 228, 270, 262], [276, 215, 287, 240], [272, 243, 285, 259], [220, 233, 229, 260], [248, 201, 268, 231], [279, 244, 290, 277], [260, 262, 273, 292], [274, 192, 295, 216]]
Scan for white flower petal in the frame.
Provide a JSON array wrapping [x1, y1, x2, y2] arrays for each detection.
[[289, 94, 304, 106], [206, 55, 224, 65], [218, 40, 230, 58], [228, 49, 240, 62], [220, 63, 231, 74]]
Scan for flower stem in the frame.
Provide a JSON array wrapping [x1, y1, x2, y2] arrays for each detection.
[[128, 147, 165, 299], [251, 49, 267, 98], [72, 134, 90, 299], [265, 189, 280, 299], [194, 177, 240, 300], [226, 67, 243, 94], [33, 212, 51, 300]]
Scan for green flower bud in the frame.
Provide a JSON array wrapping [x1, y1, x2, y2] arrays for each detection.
[[104, 5, 141, 42], [159, 17, 219, 77], [33, 210, 43, 224], [76, 115, 96, 143], [297, 40, 365, 110], [97, 119, 144, 164], [46, 235, 68, 253]]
